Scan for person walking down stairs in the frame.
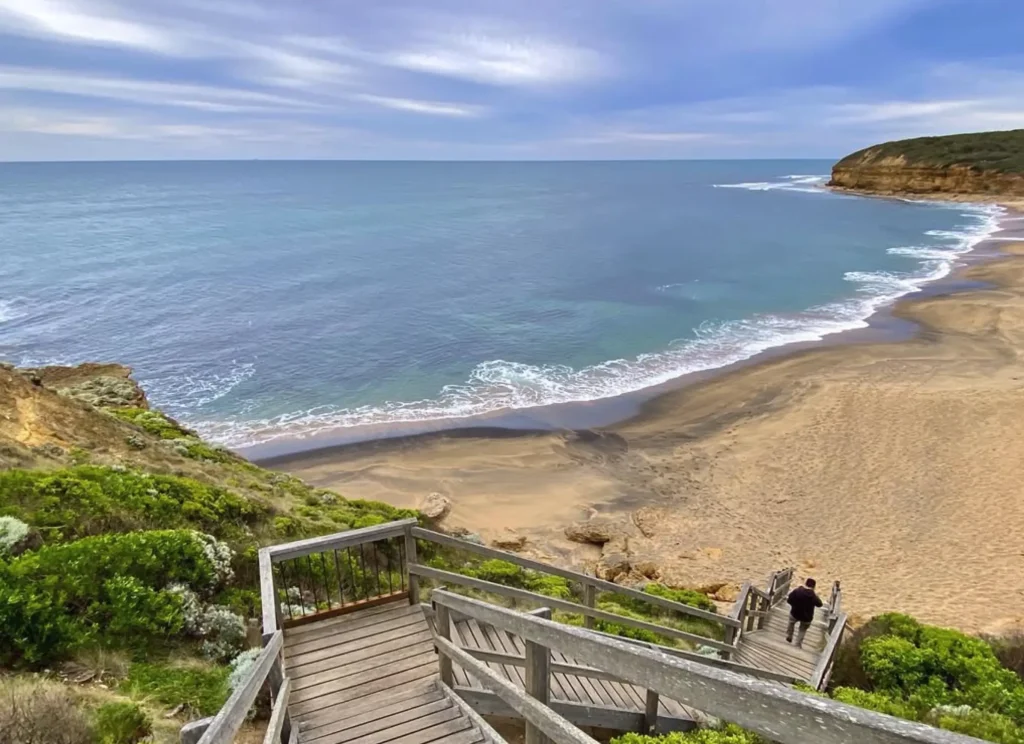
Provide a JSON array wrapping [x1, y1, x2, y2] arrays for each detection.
[[786, 578, 823, 648]]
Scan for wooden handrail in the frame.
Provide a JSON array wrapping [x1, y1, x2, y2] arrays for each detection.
[[432, 590, 981, 744], [412, 527, 735, 628], [265, 518, 418, 561], [411, 563, 735, 652], [811, 612, 848, 691], [448, 614, 800, 685], [431, 626, 599, 744], [195, 632, 287, 744], [258, 548, 278, 635]]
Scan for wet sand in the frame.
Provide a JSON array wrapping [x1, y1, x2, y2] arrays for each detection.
[[270, 237, 1024, 635]]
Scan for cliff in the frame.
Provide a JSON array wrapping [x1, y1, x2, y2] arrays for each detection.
[[829, 129, 1024, 197]]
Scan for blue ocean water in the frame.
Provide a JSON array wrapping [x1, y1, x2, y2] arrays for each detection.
[[0, 161, 1003, 448]]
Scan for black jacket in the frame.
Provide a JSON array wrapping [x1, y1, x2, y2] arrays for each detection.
[[787, 586, 823, 623]]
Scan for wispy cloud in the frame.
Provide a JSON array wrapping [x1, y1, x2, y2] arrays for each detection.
[[0, 0, 178, 52], [387, 31, 606, 87], [0, 66, 326, 113], [356, 94, 486, 118]]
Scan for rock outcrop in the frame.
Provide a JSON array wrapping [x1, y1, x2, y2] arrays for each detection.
[[417, 492, 452, 521], [829, 129, 1024, 198], [24, 363, 150, 409]]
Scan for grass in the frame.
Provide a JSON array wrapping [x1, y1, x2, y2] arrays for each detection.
[[836, 129, 1024, 174], [120, 661, 230, 717]]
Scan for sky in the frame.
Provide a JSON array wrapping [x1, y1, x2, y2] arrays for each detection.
[[0, 0, 1023, 160]]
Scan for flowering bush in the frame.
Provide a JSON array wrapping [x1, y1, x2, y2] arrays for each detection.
[[0, 530, 235, 666], [0, 516, 29, 555]]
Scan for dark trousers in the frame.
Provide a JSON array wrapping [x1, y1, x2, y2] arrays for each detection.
[[786, 614, 810, 647]]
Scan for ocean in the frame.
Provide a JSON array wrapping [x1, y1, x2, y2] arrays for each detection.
[[0, 160, 1004, 450]]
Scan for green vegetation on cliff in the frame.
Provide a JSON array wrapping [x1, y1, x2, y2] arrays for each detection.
[[835, 129, 1024, 174]]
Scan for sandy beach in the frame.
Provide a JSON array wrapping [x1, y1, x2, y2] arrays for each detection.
[[270, 226, 1024, 635]]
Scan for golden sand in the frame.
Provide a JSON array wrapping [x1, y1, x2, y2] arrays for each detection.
[[280, 243, 1024, 634]]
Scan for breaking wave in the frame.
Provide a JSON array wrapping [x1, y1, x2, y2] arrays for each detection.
[[196, 199, 1006, 449]]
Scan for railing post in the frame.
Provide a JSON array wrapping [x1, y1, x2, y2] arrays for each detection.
[[525, 608, 552, 744], [405, 524, 419, 605], [435, 602, 454, 687], [756, 593, 769, 630], [644, 689, 659, 734], [583, 583, 596, 630], [722, 625, 736, 660], [745, 592, 756, 631]]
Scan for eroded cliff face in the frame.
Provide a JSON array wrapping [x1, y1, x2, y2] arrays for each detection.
[[829, 154, 1024, 197]]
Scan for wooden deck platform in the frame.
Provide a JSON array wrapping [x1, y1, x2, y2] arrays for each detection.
[[732, 606, 829, 681], [445, 615, 698, 733], [285, 602, 492, 744]]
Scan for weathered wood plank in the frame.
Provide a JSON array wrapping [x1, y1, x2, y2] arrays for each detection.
[[644, 690, 659, 734], [411, 529, 735, 628], [319, 707, 465, 744], [405, 525, 420, 605], [296, 681, 438, 730], [292, 643, 438, 693], [291, 650, 437, 705], [387, 719, 480, 744], [411, 565, 734, 652], [454, 688, 647, 733], [434, 590, 983, 744], [283, 591, 411, 629], [436, 603, 455, 688], [198, 632, 283, 744], [259, 549, 279, 635], [524, 622, 551, 744], [300, 689, 444, 741], [303, 699, 453, 744], [269, 519, 418, 561], [438, 681, 509, 744], [286, 600, 415, 639], [289, 628, 433, 680], [286, 609, 424, 657], [811, 614, 848, 690], [291, 662, 438, 718], [263, 677, 291, 744], [431, 635, 599, 744]]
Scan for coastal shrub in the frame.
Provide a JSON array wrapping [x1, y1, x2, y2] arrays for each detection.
[[107, 407, 192, 440], [0, 530, 233, 665], [288, 499, 417, 535], [934, 710, 1024, 744], [641, 583, 718, 613], [608, 584, 722, 641], [0, 516, 29, 555], [611, 724, 763, 744], [0, 678, 93, 744], [828, 611, 1024, 742], [121, 662, 230, 717], [93, 701, 152, 744], [831, 687, 918, 719], [0, 466, 262, 542]]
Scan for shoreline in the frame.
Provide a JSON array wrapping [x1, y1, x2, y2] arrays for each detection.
[[247, 196, 1019, 462], [270, 197, 1024, 634]]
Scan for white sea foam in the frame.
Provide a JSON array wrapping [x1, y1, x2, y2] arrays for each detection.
[[193, 192, 1007, 448], [145, 361, 255, 415], [713, 174, 829, 195]]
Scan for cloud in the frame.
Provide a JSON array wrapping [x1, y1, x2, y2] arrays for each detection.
[[0, 0, 183, 53], [356, 94, 486, 118], [387, 31, 606, 87], [0, 66, 327, 113]]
